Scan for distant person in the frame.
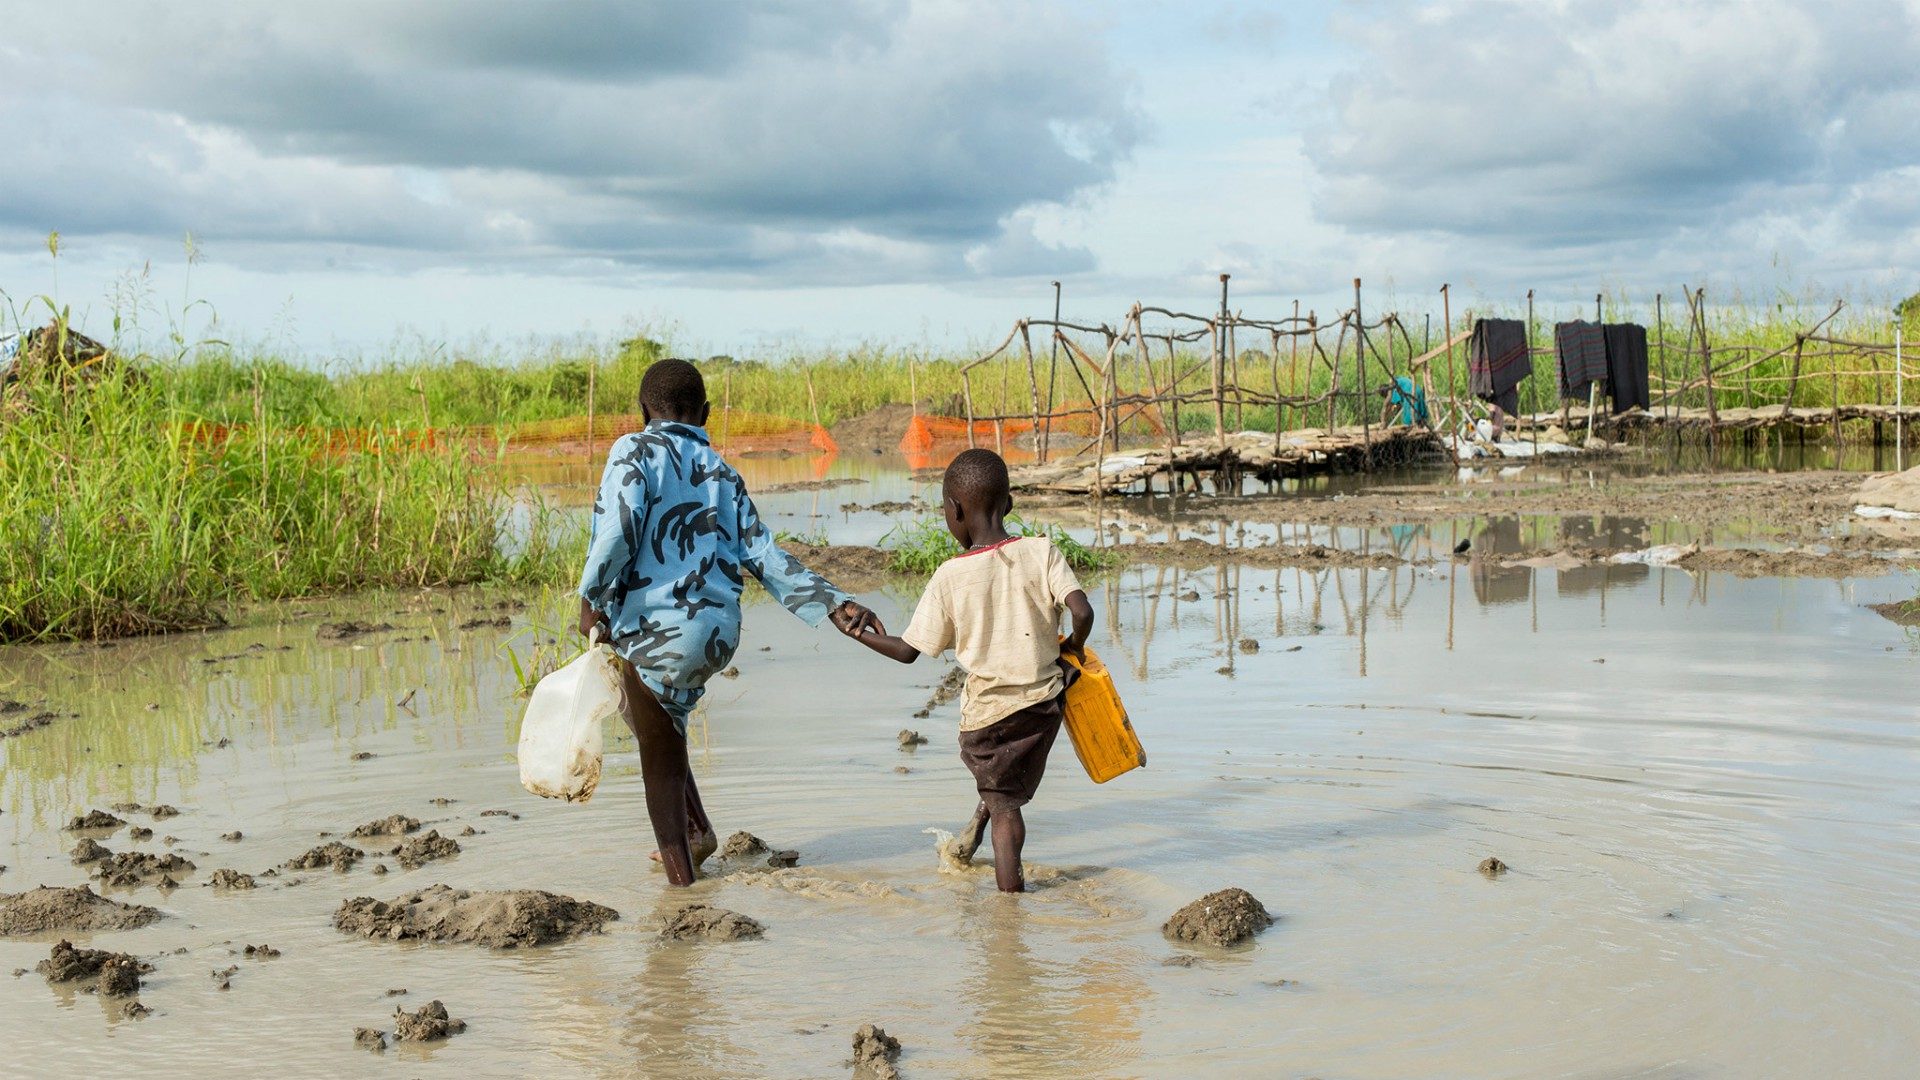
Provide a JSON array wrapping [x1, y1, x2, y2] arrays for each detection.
[[841, 448, 1095, 892], [578, 358, 875, 886], [1376, 377, 1429, 427]]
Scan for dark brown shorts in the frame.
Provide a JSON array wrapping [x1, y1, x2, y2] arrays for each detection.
[[958, 693, 1066, 815]]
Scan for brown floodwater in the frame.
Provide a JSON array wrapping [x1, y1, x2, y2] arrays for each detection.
[[2, 468, 1918, 1078]]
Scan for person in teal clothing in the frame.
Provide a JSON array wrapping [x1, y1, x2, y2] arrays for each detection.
[[577, 358, 874, 885], [1376, 376, 1429, 427]]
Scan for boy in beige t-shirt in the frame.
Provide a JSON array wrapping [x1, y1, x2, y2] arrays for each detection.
[[843, 449, 1094, 892]]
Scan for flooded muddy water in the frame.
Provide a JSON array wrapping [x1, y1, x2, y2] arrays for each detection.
[[3, 463, 1917, 1078]]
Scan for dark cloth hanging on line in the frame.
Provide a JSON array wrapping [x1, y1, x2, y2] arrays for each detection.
[[1603, 322, 1650, 414], [1468, 318, 1530, 416], [1554, 320, 1609, 398]]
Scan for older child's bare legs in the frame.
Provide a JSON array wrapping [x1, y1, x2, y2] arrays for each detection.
[[989, 807, 1026, 892], [616, 661, 697, 886]]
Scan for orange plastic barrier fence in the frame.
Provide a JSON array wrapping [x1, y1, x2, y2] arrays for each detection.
[[492, 410, 835, 456], [898, 401, 1166, 454]]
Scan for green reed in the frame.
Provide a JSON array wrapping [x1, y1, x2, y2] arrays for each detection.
[[0, 370, 580, 643]]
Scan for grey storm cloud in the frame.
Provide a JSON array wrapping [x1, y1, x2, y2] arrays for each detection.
[[1308, 0, 1920, 260], [0, 1, 1136, 281]]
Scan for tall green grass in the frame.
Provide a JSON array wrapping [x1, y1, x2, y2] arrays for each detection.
[[0, 373, 580, 642]]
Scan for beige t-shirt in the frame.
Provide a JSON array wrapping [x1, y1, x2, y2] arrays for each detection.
[[902, 536, 1085, 732]]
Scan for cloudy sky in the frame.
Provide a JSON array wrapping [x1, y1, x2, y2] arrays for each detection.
[[3, 0, 1916, 358]]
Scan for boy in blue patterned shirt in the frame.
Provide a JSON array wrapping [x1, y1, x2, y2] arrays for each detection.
[[578, 359, 873, 885]]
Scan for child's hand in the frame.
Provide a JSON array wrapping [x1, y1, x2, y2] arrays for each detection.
[[831, 600, 880, 637]]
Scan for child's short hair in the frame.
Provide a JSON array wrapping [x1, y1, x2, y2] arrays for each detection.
[[640, 359, 706, 417], [943, 448, 1010, 504]]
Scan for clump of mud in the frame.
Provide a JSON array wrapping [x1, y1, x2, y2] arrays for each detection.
[[1162, 888, 1273, 948], [220, 831, 243, 842], [37, 940, 152, 996], [354, 1028, 387, 1052], [317, 620, 394, 641], [92, 851, 195, 888], [285, 842, 365, 872], [70, 838, 112, 865], [208, 869, 256, 891], [393, 999, 468, 1042], [349, 814, 421, 839], [658, 904, 764, 941], [1478, 857, 1509, 877], [388, 830, 460, 870], [912, 666, 967, 719], [897, 729, 929, 748], [108, 802, 179, 818], [63, 810, 125, 832], [850, 1023, 903, 1079], [0, 885, 161, 935], [718, 831, 799, 869], [334, 884, 617, 949], [719, 832, 768, 859]]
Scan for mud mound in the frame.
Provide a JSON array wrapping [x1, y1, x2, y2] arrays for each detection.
[[1675, 547, 1876, 579], [783, 543, 894, 587], [37, 940, 151, 996], [208, 869, 256, 891], [1858, 465, 1920, 514], [388, 830, 460, 870], [1128, 538, 1400, 571], [285, 842, 364, 873], [851, 1023, 903, 1079], [64, 810, 125, 832], [317, 620, 394, 641], [92, 851, 195, 888], [897, 729, 928, 748], [392, 999, 467, 1042], [832, 403, 917, 450], [1478, 857, 1509, 877], [659, 903, 763, 941], [70, 839, 111, 865], [912, 665, 967, 719], [1163, 888, 1273, 948], [0, 885, 161, 935], [349, 815, 421, 839], [1870, 600, 1920, 628], [762, 477, 869, 493], [334, 884, 617, 949], [719, 832, 768, 860], [109, 802, 179, 818]]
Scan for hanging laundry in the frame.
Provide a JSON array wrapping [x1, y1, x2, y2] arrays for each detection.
[[1603, 323, 1650, 414], [1468, 317, 1530, 417], [1554, 321, 1609, 399]]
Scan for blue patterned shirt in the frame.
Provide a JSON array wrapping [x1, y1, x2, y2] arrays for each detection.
[[579, 421, 851, 730]]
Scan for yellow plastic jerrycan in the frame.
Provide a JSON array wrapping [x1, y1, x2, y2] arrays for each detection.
[[1058, 645, 1145, 783]]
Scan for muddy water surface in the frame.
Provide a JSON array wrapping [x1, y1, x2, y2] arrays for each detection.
[[3, 467, 1918, 1079]]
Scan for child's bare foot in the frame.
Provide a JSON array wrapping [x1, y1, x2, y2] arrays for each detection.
[[951, 803, 989, 862], [649, 828, 718, 868]]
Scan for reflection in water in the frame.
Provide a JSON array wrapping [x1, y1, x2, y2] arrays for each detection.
[[953, 891, 1145, 1077]]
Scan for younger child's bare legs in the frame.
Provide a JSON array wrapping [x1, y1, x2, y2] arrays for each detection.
[[952, 801, 989, 862], [989, 807, 1026, 893], [616, 661, 697, 887]]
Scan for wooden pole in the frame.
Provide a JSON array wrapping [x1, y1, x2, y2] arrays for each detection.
[[722, 366, 732, 446], [1020, 322, 1043, 463], [1655, 293, 1667, 422], [586, 353, 596, 470], [1355, 278, 1370, 463], [962, 370, 976, 449], [1440, 283, 1456, 428], [1214, 274, 1229, 446], [1044, 282, 1061, 455]]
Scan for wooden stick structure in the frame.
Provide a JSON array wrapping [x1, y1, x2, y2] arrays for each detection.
[[916, 282, 1918, 496]]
